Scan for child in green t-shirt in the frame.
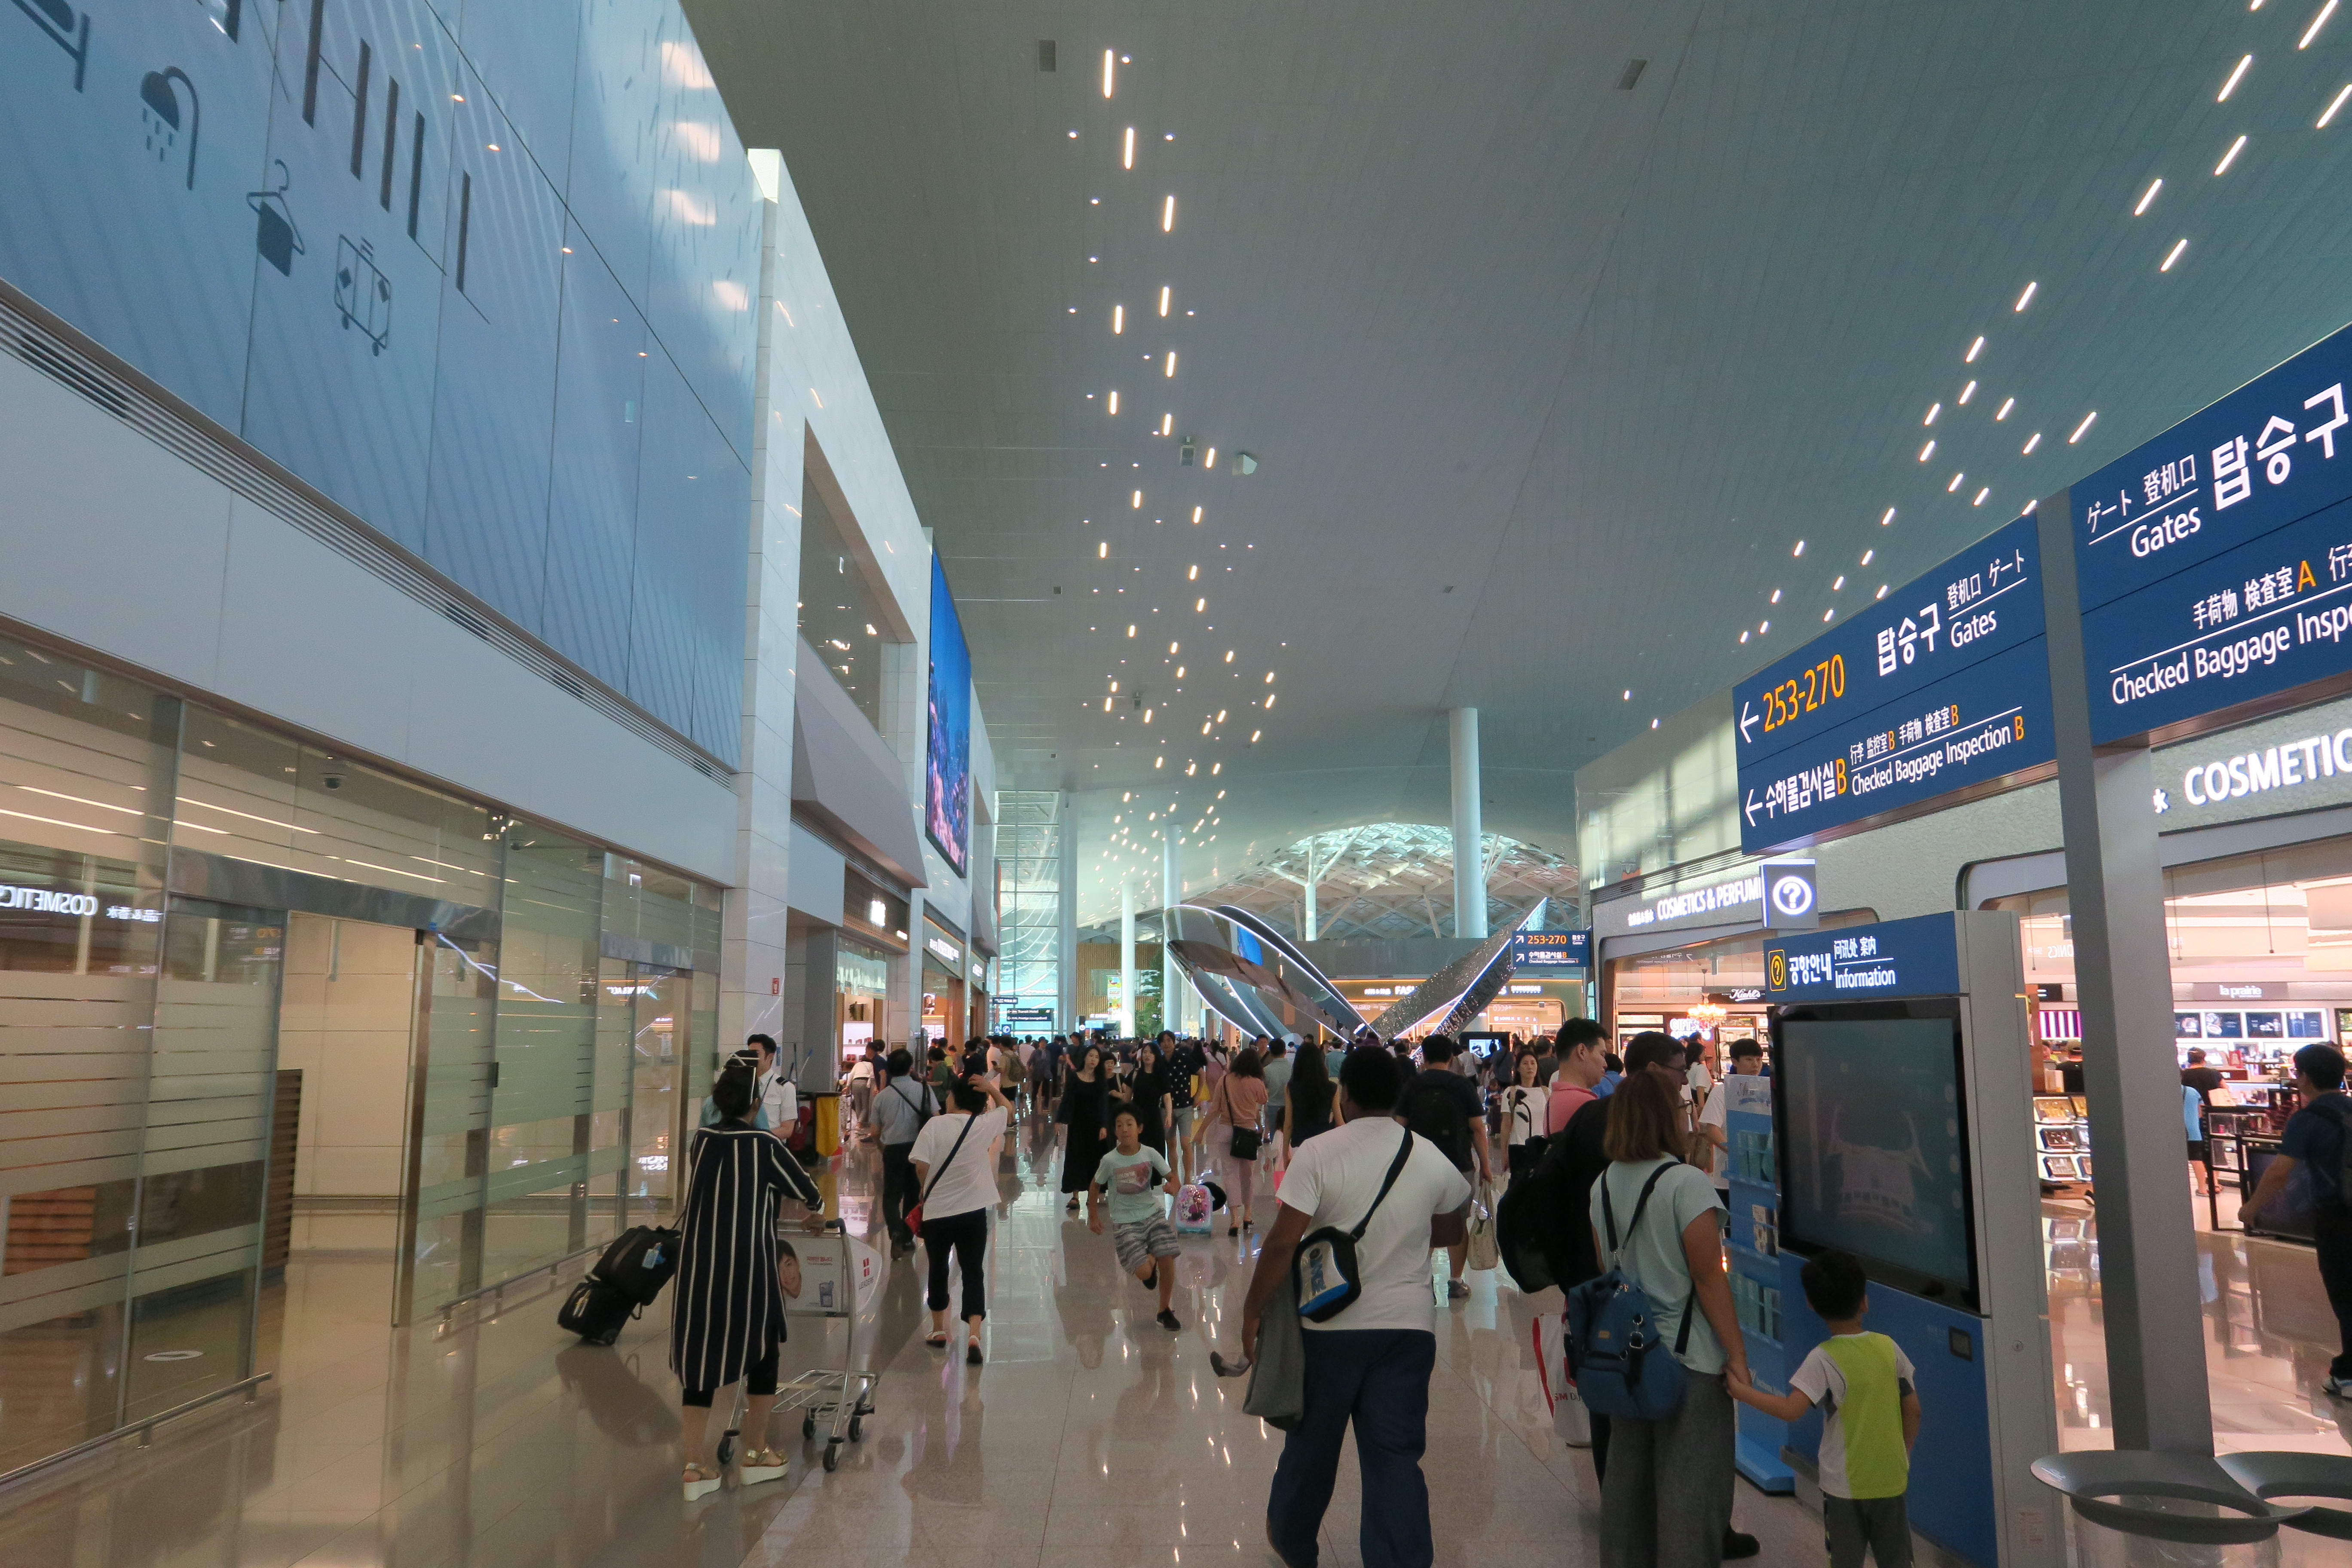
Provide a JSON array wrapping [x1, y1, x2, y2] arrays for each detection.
[[1729, 1251, 1922, 1568], [1089, 1108, 1183, 1331]]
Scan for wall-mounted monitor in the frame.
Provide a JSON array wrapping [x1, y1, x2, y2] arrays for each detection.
[[924, 555, 972, 877], [1772, 999, 1980, 1312]]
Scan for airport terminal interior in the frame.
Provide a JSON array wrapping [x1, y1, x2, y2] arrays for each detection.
[[10, 3, 2352, 1567]]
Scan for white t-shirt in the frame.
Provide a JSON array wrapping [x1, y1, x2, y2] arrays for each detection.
[[909, 1107, 1008, 1219], [758, 1069, 798, 1130], [1277, 1116, 1472, 1334], [1499, 1086, 1550, 1148], [1699, 1083, 1730, 1189], [1587, 1158, 1728, 1373], [1687, 1061, 1715, 1103]]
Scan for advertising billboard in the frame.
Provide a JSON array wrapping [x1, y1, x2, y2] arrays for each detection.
[[925, 554, 972, 876]]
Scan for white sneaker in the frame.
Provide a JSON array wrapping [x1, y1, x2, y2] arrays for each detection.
[[2324, 1376, 2351, 1400]]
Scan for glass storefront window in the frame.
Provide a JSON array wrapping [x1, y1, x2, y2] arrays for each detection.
[[796, 474, 903, 730]]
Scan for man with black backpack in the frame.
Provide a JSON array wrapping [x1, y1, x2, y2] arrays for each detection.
[[869, 1048, 938, 1258], [2245, 1042, 2352, 1398], [1404, 1036, 1491, 1301]]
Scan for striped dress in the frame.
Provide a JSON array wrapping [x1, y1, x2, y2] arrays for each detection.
[[669, 1121, 822, 1393]]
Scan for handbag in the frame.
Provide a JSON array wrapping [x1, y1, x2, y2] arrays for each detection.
[[1243, 1269, 1307, 1430], [906, 1113, 979, 1239], [1466, 1179, 1501, 1273], [1223, 1078, 1264, 1161], [1293, 1129, 1418, 1322]]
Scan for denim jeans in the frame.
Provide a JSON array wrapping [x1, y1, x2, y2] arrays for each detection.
[[1266, 1329, 1436, 1568]]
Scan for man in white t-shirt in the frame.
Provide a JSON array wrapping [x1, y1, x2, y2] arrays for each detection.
[[1698, 1037, 1765, 1200], [1244, 1047, 1471, 1568]]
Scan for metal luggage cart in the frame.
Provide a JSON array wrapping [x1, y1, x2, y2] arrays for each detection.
[[767, 1225, 881, 1473]]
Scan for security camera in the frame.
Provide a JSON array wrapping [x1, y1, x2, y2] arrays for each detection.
[[321, 773, 345, 790]]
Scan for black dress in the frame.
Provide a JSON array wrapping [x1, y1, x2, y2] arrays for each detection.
[[1287, 1081, 1335, 1145], [670, 1121, 821, 1394], [1060, 1074, 1114, 1193], [1124, 1068, 1172, 1153]]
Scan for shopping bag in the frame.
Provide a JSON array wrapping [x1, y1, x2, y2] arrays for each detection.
[[1466, 1180, 1501, 1273], [1531, 1309, 1591, 1447]]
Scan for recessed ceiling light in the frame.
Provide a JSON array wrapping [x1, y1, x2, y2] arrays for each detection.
[[1124, 126, 1136, 168], [1113, 304, 1124, 333], [1919, 440, 1936, 461], [1770, 589, 1782, 603], [1160, 286, 1170, 316], [2014, 281, 2037, 312], [1622, 689, 1631, 699], [1958, 381, 1977, 404], [1875, 585, 1888, 599], [1740, 630, 1750, 643], [1109, 391, 1120, 414], [2069, 413, 2097, 443], [2135, 178, 2163, 214], [2321, 83, 2352, 127], [1966, 336, 1985, 363], [1165, 351, 1176, 377], [1948, 472, 1965, 492], [1103, 49, 1115, 96], [2219, 54, 2254, 101], [1193, 505, 1204, 523], [1996, 397, 2015, 420], [1832, 575, 1845, 590], [2215, 135, 2248, 175], [2024, 432, 2043, 453], [2161, 238, 2188, 271], [1860, 549, 1874, 564], [1923, 404, 1940, 426], [1793, 540, 1806, 556], [1162, 195, 1176, 231], [1821, 609, 1834, 622], [1759, 621, 1770, 634], [1880, 507, 1896, 526], [1099, 542, 1109, 558], [1972, 488, 1989, 506], [1069, 130, 1079, 138]]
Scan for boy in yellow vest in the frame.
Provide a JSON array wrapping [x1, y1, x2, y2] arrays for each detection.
[[1728, 1250, 1921, 1568]]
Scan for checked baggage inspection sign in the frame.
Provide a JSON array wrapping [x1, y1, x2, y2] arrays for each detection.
[[1731, 513, 2055, 854], [2068, 319, 2352, 744]]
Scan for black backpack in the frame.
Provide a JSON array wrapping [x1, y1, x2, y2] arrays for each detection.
[[1494, 1170, 1559, 1292], [1402, 1077, 1472, 1172]]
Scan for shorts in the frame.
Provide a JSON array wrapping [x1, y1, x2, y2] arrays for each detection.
[[1113, 1214, 1182, 1272], [1171, 1105, 1198, 1140], [2187, 1139, 2209, 1161]]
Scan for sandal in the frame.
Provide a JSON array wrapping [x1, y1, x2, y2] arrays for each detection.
[[966, 1340, 984, 1365], [738, 1448, 788, 1486], [925, 1332, 950, 1348], [682, 1463, 722, 1501]]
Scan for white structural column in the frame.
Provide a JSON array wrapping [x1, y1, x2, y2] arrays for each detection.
[[1302, 843, 1318, 943], [1449, 707, 1487, 940], [720, 172, 802, 1054], [1163, 834, 1181, 1035], [1119, 881, 1138, 1038], [1058, 791, 1079, 1031]]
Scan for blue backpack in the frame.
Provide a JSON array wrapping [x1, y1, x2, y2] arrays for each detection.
[[1564, 1161, 1693, 1421]]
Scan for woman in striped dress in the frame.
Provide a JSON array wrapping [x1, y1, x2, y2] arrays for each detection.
[[675, 1061, 824, 1499]]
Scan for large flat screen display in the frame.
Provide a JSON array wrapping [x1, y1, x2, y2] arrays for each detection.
[[925, 556, 972, 876], [1774, 1005, 1979, 1309]]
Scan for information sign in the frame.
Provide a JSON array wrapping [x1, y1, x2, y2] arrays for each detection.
[[1762, 913, 1962, 1004], [2066, 320, 2352, 742], [1733, 514, 2054, 851], [1510, 930, 1589, 970]]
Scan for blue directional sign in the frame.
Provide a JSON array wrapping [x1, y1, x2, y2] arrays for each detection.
[[2069, 321, 2352, 743], [1762, 913, 1962, 1004], [1733, 515, 2055, 852], [1511, 930, 1589, 971]]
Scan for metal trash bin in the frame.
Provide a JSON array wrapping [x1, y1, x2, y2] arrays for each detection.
[[2032, 1450, 2309, 1568], [2216, 1452, 2352, 1543]]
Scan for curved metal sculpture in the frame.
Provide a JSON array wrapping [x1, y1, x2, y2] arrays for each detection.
[[1367, 900, 1549, 1039], [1164, 903, 1363, 1041]]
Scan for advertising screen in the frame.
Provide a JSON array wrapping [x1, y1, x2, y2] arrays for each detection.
[[924, 556, 972, 876], [1775, 1010, 1978, 1308]]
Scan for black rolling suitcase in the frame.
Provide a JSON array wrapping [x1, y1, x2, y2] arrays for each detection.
[[557, 1278, 637, 1346], [590, 1225, 679, 1305]]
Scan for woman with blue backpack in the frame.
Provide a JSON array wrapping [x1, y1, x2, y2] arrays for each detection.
[[1577, 1069, 1750, 1568]]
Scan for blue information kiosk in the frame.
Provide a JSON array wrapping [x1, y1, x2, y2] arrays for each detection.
[[1727, 911, 2061, 1568]]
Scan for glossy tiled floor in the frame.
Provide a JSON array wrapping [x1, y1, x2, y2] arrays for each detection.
[[6, 1113, 2349, 1568]]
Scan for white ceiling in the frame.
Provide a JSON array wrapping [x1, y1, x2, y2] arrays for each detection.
[[686, 0, 2352, 924]]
